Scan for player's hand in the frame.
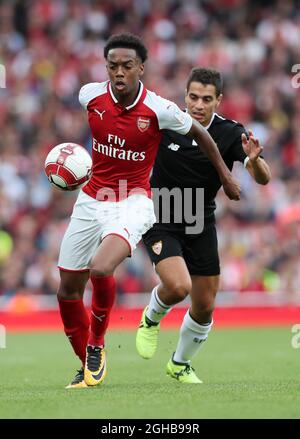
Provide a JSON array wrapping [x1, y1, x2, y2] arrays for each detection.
[[221, 174, 241, 200], [242, 130, 263, 162]]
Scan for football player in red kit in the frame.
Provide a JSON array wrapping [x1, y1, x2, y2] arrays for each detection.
[[56, 33, 241, 388]]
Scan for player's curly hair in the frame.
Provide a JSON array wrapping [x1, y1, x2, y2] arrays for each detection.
[[104, 33, 148, 63], [187, 68, 223, 97]]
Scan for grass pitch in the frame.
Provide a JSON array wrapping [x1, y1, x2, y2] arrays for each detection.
[[0, 327, 299, 419]]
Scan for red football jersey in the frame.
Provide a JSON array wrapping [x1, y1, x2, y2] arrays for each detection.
[[79, 81, 192, 201]]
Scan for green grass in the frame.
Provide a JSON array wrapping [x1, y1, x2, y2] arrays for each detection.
[[0, 328, 300, 419]]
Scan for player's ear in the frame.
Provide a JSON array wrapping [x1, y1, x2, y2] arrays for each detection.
[[139, 63, 145, 77], [184, 89, 188, 104], [216, 93, 223, 108]]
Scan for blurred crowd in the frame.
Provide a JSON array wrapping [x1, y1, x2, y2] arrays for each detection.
[[0, 0, 300, 303]]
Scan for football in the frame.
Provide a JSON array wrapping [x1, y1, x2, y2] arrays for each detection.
[[44, 143, 92, 191]]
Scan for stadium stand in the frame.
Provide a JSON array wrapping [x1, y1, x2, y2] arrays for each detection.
[[0, 0, 300, 315]]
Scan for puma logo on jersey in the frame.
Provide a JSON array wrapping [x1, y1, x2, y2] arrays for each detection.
[[168, 143, 180, 151], [94, 109, 106, 120]]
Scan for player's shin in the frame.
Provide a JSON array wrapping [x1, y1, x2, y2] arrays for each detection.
[[58, 297, 90, 365], [84, 275, 115, 385], [146, 285, 172, 324], [173, 310, 213, 364], [88, 275, 116, 347]]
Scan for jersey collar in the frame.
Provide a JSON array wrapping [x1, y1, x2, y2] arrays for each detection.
[[204, 112, 216, 130], [108, 80, 144, 110]]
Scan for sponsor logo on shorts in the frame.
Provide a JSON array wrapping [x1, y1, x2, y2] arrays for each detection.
[[152, 240, 162, 255]]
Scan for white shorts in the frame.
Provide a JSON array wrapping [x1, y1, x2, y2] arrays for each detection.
[[58, 190, 156, 271]]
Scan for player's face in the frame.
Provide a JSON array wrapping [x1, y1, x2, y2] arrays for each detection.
[[106, 48, 144, 99], [185, 82, 222, 127]]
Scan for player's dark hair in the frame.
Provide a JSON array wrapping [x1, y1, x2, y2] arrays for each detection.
[[104, 33, 148, 63], [186, 68, 223, 97]]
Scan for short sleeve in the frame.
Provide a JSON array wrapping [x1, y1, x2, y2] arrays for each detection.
[[143, 91, 193, 135], [158, 101, 193, 135], [78, 82, 108, 109], [227, 125, 248, 164]]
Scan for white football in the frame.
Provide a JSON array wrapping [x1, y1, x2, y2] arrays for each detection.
[[45, 143, 92, 191]]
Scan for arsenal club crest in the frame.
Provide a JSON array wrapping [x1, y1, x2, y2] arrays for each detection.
[[137, 117, 151, 132], [152, 241, 162, 255]]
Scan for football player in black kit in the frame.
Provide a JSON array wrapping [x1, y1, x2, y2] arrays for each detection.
[[136, 68, 271, 383]]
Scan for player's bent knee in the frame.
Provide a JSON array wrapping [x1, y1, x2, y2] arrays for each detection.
[[169, 282, 191, 302], [57, 284, 84, 300], [57, 272, 87, 300], [90, 267, 114, 278], [89, 256, 116, 277], [57, 276, 86, 300]]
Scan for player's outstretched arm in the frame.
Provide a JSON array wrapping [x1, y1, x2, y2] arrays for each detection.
[[242, 131, 271, 185], [187, 119, 241, 201]]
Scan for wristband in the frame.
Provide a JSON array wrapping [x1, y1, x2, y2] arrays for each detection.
[[244, 156, 250, 168]]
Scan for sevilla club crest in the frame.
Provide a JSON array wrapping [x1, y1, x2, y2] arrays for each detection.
[[137, 117, 151, 132], [152, 241, 162, 255]]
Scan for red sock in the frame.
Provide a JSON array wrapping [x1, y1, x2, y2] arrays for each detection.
[[58, 297, 90, 366], [88, 275, 116, 347]]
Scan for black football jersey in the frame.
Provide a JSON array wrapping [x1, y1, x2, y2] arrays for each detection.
[[151, 113, 248, 231]]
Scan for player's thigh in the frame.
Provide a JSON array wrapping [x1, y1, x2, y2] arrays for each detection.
[[58, 216, 102, 271], [143, 229, 191, 293], [183, 223, 220, 277], [156, 256, 192, 295], [99, 194, 157, 256], [90, 234, 131, 276]]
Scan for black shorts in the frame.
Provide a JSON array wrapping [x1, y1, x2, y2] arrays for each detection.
[[142, 223, 220, 276]]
